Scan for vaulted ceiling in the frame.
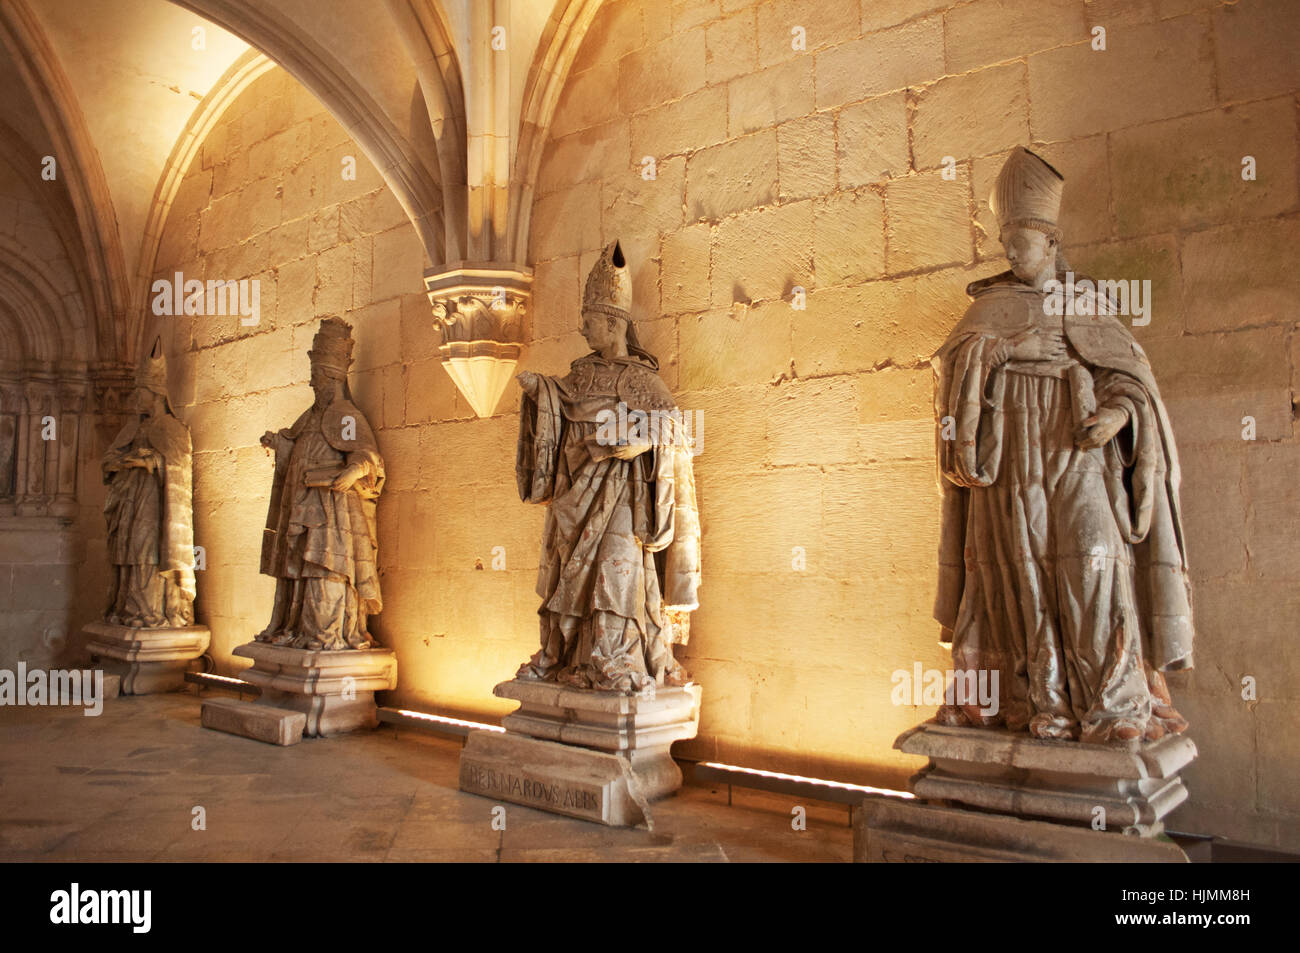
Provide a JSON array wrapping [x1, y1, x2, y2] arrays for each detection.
[[0, 0, 605, 371]]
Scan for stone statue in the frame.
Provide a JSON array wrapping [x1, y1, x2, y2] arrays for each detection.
[[256, 317, 385, 650], [101, 336, 196, 627], [932, 147, 1194, 745], [514, 240, 701, 695]]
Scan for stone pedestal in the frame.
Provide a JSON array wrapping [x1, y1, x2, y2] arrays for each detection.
[[459, 679, 702, 826], [224, 641, 397, 737], [83, 621, 210, 694], [856, 721, 1198, 862], [855, 799, 1191, 862]]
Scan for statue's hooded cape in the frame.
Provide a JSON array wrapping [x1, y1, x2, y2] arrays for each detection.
[[104, 410, 196, 600], [259, 391, 385, 615], [932, 271, 1194, 671]]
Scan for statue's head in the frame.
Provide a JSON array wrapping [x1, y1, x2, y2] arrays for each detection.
[[1000, 225, 1058, 286], [990, 147, 1064, 289], [134, 335, 170, 415], [132, 385, 164, 416], [581, 240, 633, 353], [308, 317, 354, 404]]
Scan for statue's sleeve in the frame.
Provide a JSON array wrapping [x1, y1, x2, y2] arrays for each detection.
[[934, 333, 1008, 490], [661, 431, 701, 611], [516, 376, 564, 504], [931, 330, 1007, 631], [1094, 368, 1194, 671], [148, 415, 197, 601]]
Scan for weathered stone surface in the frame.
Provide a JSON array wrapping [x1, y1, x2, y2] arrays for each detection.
[[705, 9, 758, 83], [1181, 216, 1300, 334], [630, 87, 729, 159], [885, 169, 973, 273], [459, 681, 703, 827], [83, 622, 211, 695], [837, 92, 910, 189], [777, 112, 837, 200], [856, 798, 1190, 862], [727, 57, 814, 137], [661, 223, 713, 313], [813, 189, 886, 285], [816, 16, 944, 106], [898, 721, 1198, 832], [687, 131, 778, 222], [911, 63, 1030, 169], [201, 696, 306, 746], [946, 0, 1087, 75], [1029, 16, 1214, 143], [1212, 0, 1300, 104], [619, 28, 707, 114], [756, 0, 859, 68], [232, 641, 397, 736], [1109, 98, 1297, 237], [709, 200, 814, 306]]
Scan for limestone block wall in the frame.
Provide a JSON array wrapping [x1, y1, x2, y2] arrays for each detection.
[[524, 0, 1300, 848], [153, 0, 1300, 849]]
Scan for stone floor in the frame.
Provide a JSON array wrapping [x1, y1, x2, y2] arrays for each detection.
[[0, 688, 853, 862]]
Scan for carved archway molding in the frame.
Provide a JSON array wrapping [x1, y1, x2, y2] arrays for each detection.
[[0, 0, 128, 367], [507, 0, 604, 265], [0, 235, 92, 517]]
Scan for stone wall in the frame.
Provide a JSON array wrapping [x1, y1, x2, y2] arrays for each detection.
[[0, 151, 101, 671], [155, 0, 1300, 849], [523, 0, 1300, 848]]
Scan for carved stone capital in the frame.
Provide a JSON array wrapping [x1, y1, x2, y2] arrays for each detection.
[[423, 262, 532, 345], [423, 263, 533, 418]]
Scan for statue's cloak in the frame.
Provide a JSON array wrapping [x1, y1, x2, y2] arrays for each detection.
[[104, 411, 196, 601], [933, 272, 1193, 671], [260, 396, 384, 614], [516, 351, 701, 624]]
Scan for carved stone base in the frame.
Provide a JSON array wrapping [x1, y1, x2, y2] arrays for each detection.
[[459, 679, 702, 826], [201, 696, 306, 746], [855, 799, 1191, 863], [896, 721, 1198, 834], [229, 641, 397, 737], [83, 621, 210, 694]]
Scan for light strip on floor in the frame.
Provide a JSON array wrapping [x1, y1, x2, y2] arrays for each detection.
[[186, 672, 255, 687], [390, 708, 505, 733], [698, 761, 915, 800]]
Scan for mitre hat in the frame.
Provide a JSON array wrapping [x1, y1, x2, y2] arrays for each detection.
[[990, 146, 1064, 238], [582, 240, 633, 319], [135, 335, 169, 398], [309, 316, 354, 376]]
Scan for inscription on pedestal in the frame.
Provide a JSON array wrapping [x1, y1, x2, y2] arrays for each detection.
[[459, 759, 607, 822]]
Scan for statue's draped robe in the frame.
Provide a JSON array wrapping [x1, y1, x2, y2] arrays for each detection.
[[516, 351, 701, 694], [259, 396, 384, 650], [933, 273, 1193, 743], [102, 411, 196, 627]]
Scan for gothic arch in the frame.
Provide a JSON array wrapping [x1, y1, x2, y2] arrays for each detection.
[[129, 47, 277, 360], [0, 232, 82, 367], [0, 0, 129, 367], [508, 0, 605, 265]]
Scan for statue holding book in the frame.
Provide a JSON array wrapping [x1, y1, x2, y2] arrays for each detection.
[[255, 317, 385, 651]]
